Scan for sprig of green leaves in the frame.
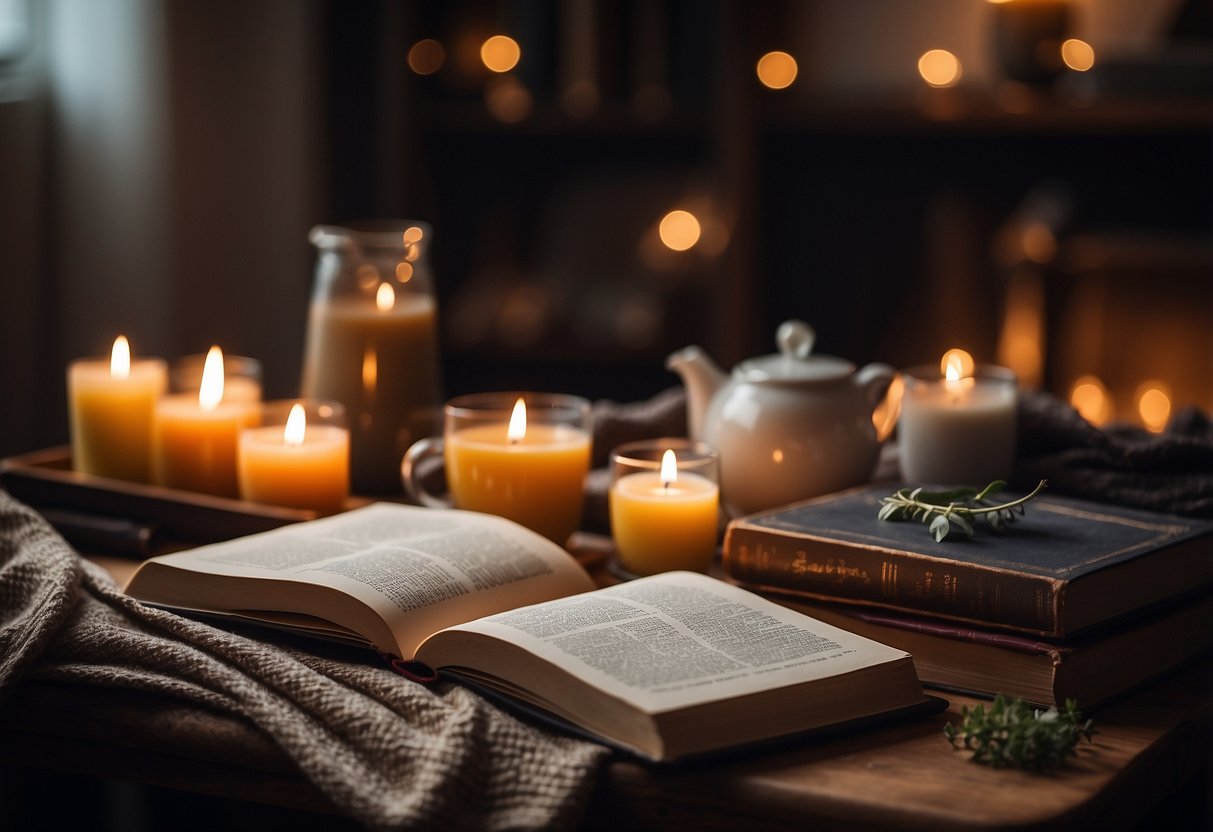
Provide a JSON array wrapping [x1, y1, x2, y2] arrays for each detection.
[[878, 479, 1047, 542], [944, 695, 1095, 771]]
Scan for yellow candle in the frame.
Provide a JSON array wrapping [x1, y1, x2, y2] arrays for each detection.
[[610, 451, 719, 576], [67, 336, 167, 482], [238, 403, 349, 512], [446, 401, 590, 544], [301, 287, 442, 494], [153, 346, 258, 497]]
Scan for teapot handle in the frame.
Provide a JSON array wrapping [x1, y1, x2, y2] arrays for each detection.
[[855, 363, 901, 442]]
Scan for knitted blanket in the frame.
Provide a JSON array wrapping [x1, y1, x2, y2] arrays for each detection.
[[0, 490, 609, 830]]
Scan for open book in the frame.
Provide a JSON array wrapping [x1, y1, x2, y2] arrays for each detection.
[[125, 504, 932, 761]]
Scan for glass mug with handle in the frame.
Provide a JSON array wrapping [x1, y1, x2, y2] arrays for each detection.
[[402, 392, 592, 545]]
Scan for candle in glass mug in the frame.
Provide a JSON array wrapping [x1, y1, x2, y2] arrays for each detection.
[[302, 223, 443, 495], [402, 393, 592, 545], [899, 349, 1017, 486], [447, 398, 591, 544], [67, 335, 167, 482]]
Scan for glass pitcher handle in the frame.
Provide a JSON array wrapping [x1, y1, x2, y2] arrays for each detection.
[[400, 437, 451, 509]]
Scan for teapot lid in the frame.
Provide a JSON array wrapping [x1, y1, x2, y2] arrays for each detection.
[[734, 320, 855, 383]]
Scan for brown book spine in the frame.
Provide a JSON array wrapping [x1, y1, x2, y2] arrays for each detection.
[[723, 524, 1064, 636]]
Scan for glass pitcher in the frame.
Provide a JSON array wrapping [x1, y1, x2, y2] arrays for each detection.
[[302, 221, 444, 494]]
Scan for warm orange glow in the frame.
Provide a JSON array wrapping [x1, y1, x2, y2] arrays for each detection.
[[1137, 381, 1172, 433], [395, 262, 414, 282], [1069, 375, 1112, 427], [872, 374, 905, 442], [918, 49, 961, 88], [660, 449, 678, 486], [1021, 221, 1057, 264], [110, 335, 131, 379], [284, 403, 306, 447], [1061, 39, 1095, 72], [408, 39, 445, 75], [941, 348, 975, 381], [507, 398, 527, 442], [403, 226, 424, 245], [485, 76, 533, 122], [756, 51, 798, 90], [997, 272, 1045, 390], [375, 282, 395, 312], [362, 347, 377, 397], [480, 35, 521, 73], [356, 264, 379, 290], [659, 209, 701, 251], [199, 346, 225, 411]]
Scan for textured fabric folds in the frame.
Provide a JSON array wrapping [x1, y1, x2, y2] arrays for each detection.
[[0, 490, 608, 830]]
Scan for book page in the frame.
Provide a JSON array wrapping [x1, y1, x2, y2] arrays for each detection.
[[126, 503, 595, 656], [435, 571, 910, 712]]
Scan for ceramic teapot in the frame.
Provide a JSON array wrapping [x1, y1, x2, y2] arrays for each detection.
[[667, 320, 895, 517]]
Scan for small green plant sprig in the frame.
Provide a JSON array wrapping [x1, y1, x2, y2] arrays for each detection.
[[878, 479, 1047, 542], [944, 695, 1095, 771]]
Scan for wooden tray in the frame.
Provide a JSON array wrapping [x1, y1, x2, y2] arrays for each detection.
[[0, 447, 322, 556]]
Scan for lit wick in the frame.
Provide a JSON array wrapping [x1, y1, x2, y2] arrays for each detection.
[[660, 448, 677, 494], [941, 348, 974, 406], [507, 398, 527, 446]]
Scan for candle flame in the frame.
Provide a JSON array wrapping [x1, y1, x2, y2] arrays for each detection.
[[1069, 375, 1111, 427], [199, 345, 225, 411], [376, 282, 395, 312], [110, 335, 131, 380], [507, 398, 527, 443], [660, 449, 678, 487], [362, 347, 377, 398], [284, 403, 306, 447], [1137, 381, 1171, 433], [941, 348, 974, 382]]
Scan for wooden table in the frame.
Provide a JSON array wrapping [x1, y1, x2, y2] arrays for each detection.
[[2, 555, 1209, 830]]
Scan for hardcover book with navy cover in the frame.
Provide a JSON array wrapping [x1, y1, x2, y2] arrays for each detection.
[[723, 485, 1213, 638]]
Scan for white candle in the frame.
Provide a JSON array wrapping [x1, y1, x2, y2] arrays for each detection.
[[899, 350, 1017, 486], [301, 286, 442, 494]]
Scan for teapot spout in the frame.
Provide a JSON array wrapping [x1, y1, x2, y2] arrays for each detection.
[[666, 345, 728, 441]]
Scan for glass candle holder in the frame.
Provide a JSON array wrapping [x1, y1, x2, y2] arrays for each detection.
[[402, 392, 592, 545], [238, 400, 349, 513], [898, 363, 1017, 487], [302, 221, 444, 495], [609, 438, 720, 577]]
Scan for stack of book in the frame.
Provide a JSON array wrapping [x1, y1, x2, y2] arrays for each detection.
[[722, 485, 1213, 709]]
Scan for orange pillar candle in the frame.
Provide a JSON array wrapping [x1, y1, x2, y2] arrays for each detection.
[[446, 397, 591, 544], [67, 335, 167, 482], [610, 447, 720, 575], [154, 346, 259, 497], [238, 401, 349, 512]]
